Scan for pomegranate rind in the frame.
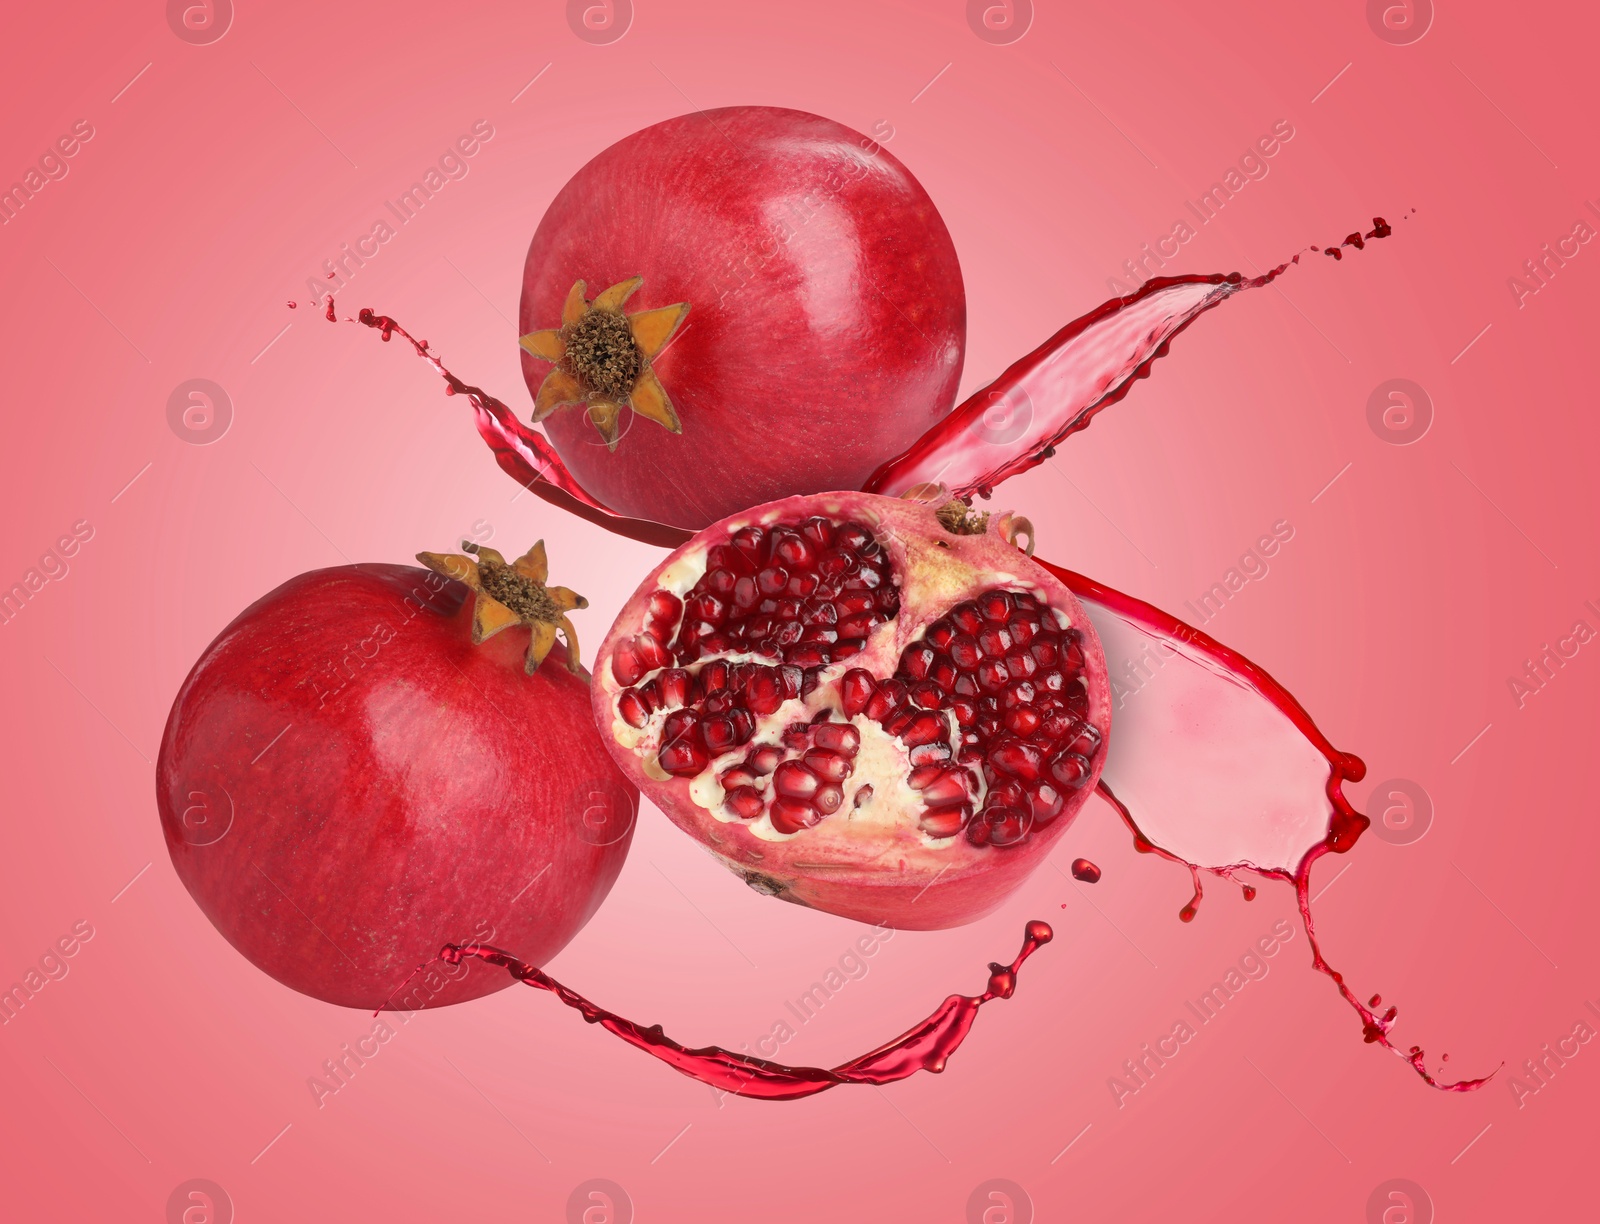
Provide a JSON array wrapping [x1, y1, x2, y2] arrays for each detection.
[[592, 492, 1111, 929]]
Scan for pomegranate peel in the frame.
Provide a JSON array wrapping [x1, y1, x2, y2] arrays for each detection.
[[592, 491, 1111, 929], [518, 276, 690, 449]]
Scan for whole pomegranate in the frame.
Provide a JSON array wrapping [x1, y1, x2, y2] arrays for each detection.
[[592, 493, 1111, 928], [156, 541, 635, 1010], [518, 106, 965, 530]]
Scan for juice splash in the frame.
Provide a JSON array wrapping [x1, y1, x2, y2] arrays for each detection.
[[430, 921, 1051, 1100]]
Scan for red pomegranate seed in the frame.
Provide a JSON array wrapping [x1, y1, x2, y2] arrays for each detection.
[[901, 711, 946, 747], [749, 745, 783, 774], [1030, 783, 1065, 823], [989, 738, 1045, 781], [746, 671, 784, 715], [980, 590, 1015, 621], [949, 601, 983, 633], [812, 722, 860, 754], [648, 590, 682, 630], [983, 806, 1031, 847], [976, 658, 1010, 692], [920, 804, 971, 838], [949, 634, 981, 670], [724, 786, 764, 819], [918, 769, 969, 806], [1004, 707, 1042, 736], [773, 760, 820, 800], [1048, 752, 1092, 789], [910, 682, 944, 710], [908, 741, 953, 766], [902, 644, 936, 680], [803, 749, 853, 782], [720, 765, 758, 788], [837, 612, 877, 638], [813, 784, 844, 815], [617, 691, 649, 728], [770, 797, 823, 834], [924, 619, 956, 649], [840, 670, 876, 716], [1031, 636, 1060, 667], [658, 736, 707, 777], [703, 715, 741, 753], [658, 668, 693, 708], [976, 625, 1013, 657]]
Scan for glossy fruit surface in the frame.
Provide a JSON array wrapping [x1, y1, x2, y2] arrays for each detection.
[[519, 106, 965, 529], [157, 562, 635, 1009]]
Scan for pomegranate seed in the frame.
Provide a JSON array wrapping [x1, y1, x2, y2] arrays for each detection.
[[635, 679, 662, 711], [982, 805, 1031, 847], [746, 672, 784, 715], [1004, 649, 1038, 679], [908, 741, 953, 766], [1031, 635, 1060, 667], [837, 612, 877, 638], [950, 601, 983, 633], [910, 681, 944, 710], [611, 639, 647, 686], [733, 575, 759, 608], [837, 592, 875, 615], [976, 625, 1013, 657], [965, 818, 992, 847], [769, 797, 822, 834], [803, 749, 853, 782], [1048, 751, 1092, 789], [949, 698, 978, 727], [812, 722, 859, 753], [658, 668, 694, 709], [775, 532, 817, 568], [883, 710, 914, 738], [918, 769, 969, 806], [990, 738, 1045, 781], [787, 571, 819, 598], [706, 569, 737, 598], [949, 634, 981, 670], [1066, 722, 1101, 756], [731, 526, 765, 562], [701, 660, 730, 693], [1031, 783, 1065, 824], [866, 679, 907, 721], [773, 760, 820, 800], [689, 594, 727, 624], [800, 625, 839, 645], [648, 590, 682, 629], [729, 708, 756, 744], [988, 779, 1026, 809], [785, 643, 830, 667], [749, 745, 783, 774], [835, 523, 873, 551], [924, 619, 956, 649], [703, 715, 741, 752], [976, 658, 1010, 692], [805, 601, 838, 625], [835, 640, 865, 659], [920, 804, 970, 838], [901, 711, 946, 747], [929, 655, 958, 691], [724, 786, 764, 819], [953, 673, 980, 697], [658, 736, 708, 776], [853, 784, 874, 807], [901, 643, 936, 680], [720, 765, 758, 788], [980, 590, 1015, 622], [1010, 610, 1041, 646], [799, 517, 834, 547], [1004, 707, 1042, 736], [707, 544, 753, 576], [617, 691, 649, 728], [841, 670, 876, 716], [757, 566, 790, 597], [814, 784, 844, 815]]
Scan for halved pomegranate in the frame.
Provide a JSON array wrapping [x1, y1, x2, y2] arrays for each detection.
[[592, 492, 1111, 928]]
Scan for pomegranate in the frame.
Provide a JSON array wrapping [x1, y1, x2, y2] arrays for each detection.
[[156, 540, 635, 1010], [518, 106, 965, 530], [591, 492, 1111, 928]]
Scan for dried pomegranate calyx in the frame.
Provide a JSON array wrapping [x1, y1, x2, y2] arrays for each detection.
[[416, 539, 588, 674], [518, 276, 691, 450]]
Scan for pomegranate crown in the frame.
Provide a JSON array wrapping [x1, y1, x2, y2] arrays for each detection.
[[518, 276, 691, 451], [416, 539, 588, 674]]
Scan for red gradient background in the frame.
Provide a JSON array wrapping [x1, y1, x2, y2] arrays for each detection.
[[1, 2, 1594, 1221]]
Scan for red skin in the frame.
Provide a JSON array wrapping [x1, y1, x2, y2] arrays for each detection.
[[520, 106, 965, 530], [156, 564, 635, 1010]]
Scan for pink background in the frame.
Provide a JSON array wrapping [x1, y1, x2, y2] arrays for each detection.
[[2, 1, 1594, 1220]]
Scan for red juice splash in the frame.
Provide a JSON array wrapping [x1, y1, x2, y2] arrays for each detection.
[[1036, 557, 1492, 1092], [1070, 858, 1101, 884], [431, 921, 1051, 1101], [864, 219, 1395, 502], [322, 299, 690, 549]]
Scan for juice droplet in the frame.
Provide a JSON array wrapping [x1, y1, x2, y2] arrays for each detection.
[[1070, 858, 1101, 883]]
